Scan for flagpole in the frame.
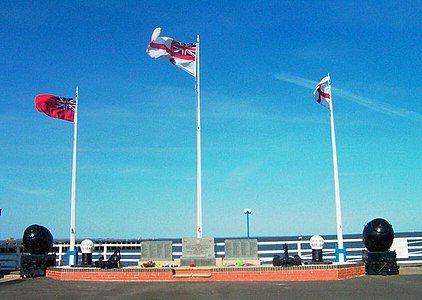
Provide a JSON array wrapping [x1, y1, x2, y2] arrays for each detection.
[[328, 74, 345, 262], [69, 86, 78, 265], [195, 35, 203, 238]]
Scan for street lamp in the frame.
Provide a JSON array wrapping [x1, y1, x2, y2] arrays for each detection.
[[244, 208, 252, 239]]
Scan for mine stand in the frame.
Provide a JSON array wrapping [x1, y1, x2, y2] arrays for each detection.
[[20, 225, 56, 278], [362, 218, 399, 276]]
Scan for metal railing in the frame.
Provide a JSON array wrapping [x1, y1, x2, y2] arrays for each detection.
[[2, 236, 422, 271]]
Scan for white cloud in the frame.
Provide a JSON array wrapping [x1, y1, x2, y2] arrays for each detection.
[[4, 184, 50, 196], [275, 73, 422, 122]]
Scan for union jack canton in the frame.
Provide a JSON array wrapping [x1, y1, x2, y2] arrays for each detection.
[[170, 41, 196, 61], [55, 97, 76, 111]]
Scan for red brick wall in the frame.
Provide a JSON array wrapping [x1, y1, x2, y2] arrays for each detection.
[[46, 264, 365, 282], [337, 265, 366, 279], [46, 269, 174, 281]]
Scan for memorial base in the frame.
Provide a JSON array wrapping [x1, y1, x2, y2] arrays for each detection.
[[180, 257, 216, 267], [138, 259, 179, 267], [223, 259, 261, 266]]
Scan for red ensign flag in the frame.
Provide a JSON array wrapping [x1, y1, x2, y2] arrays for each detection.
[[35, 94, 76, 122]]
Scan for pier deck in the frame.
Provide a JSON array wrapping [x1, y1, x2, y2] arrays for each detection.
[[1, 266, 422, 300]]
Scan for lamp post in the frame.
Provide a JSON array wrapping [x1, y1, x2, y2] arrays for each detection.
[[244, 208, 252, 239]]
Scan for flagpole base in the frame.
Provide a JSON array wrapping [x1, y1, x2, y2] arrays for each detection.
[[67, 249, 78, 266], [335, 244, 347, 263]]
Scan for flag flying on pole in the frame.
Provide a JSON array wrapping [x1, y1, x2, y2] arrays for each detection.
[[35, 94, 76, 122], [146, 27, 197, 77], [314, 75, 331, 109]]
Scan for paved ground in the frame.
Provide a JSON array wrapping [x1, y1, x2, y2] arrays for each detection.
[[1, 266, 422, 299]]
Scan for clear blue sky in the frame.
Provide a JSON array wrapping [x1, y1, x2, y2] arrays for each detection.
[[1, 1, 421, 240]]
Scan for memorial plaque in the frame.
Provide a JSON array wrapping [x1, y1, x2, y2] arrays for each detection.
[[180, 238, 216, 266], [182, 238, 214, 258], [141, 241, 173, 261], [224, 239, 258, 260]]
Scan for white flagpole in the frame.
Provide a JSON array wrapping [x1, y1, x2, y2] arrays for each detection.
[[328, 74, 345, 262], [69, 86, 78, 264], [195, 35, 203, 238]]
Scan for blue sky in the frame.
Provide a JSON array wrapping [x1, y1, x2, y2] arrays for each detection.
[[1, 1, 421, 240]]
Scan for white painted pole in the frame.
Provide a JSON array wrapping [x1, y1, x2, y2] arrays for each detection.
[[328, 74, 345, 262], [195, 35, 203, 238], [70, 86, 78, 254]]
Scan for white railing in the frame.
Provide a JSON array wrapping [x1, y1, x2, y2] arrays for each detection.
[[53, 243, 143, 266], [2, 236, 422, 270]]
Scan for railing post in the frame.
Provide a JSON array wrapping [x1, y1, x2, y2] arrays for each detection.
[[297, 240, 302, 257], [297, 235, 303, 258], [103, 244, 108, 260], [58, 245, 63, 266], [16, 243, 21, 270]]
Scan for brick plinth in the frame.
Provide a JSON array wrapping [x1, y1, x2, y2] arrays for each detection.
[[211, 265, 365, 281], [46, 267, 174, 281], [46, 263, 365, 282]]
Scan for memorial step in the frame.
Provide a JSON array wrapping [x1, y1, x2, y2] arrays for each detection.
[[173, 273, 212, 278], [172, 267, 213, 279]]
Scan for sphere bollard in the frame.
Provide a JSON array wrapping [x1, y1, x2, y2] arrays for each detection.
[[23, 224, 54, 254], [80, 239, 94, 266], [363, 218, 394, 252], [310, 235, 324, 263], [362, 218, 399, 275], [21, 224, 56, 277]]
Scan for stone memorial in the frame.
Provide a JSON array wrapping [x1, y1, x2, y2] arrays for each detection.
[[180, 238, 216, 267], [139, 241, 173, 265], [224, 239, 260, 266]]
